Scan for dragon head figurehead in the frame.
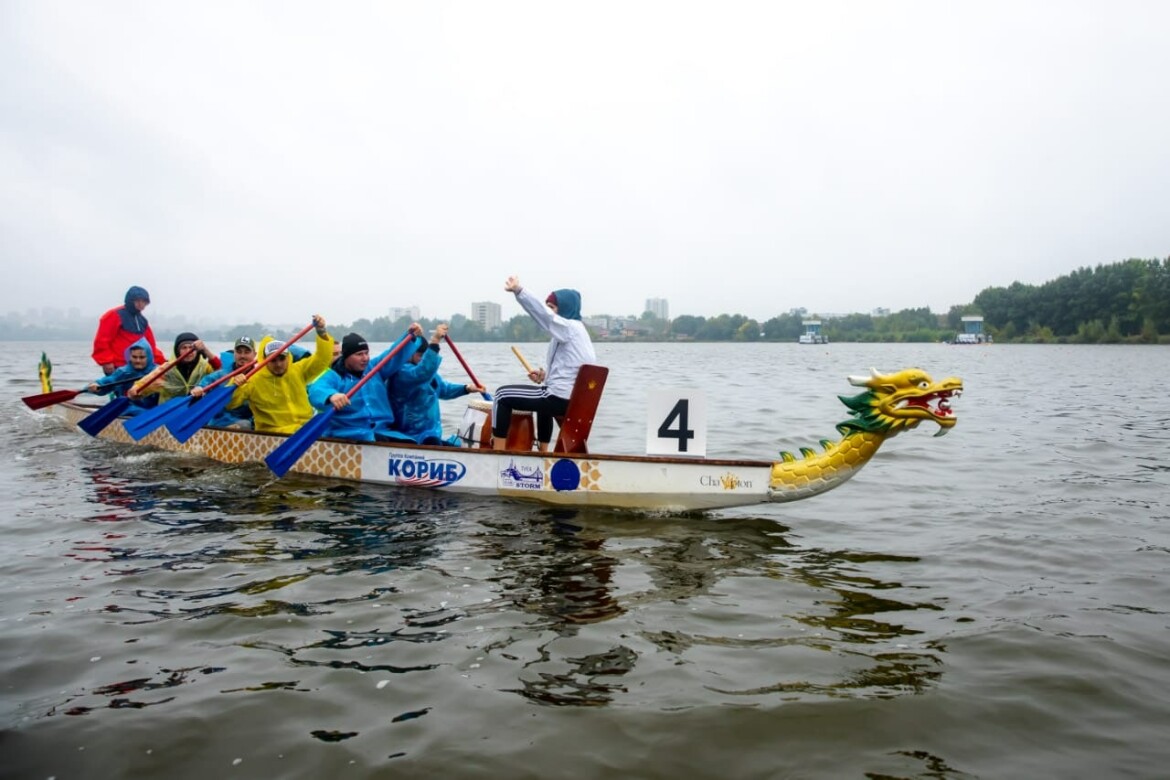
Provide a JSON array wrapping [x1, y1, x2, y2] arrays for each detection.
[[838, 367, 962, 439]]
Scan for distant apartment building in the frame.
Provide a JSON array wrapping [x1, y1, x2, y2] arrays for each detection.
[[471, 301, 502, 332], [645, 297, 669, 320], [582, 315, 610, 333], [388, 306, 420, 322]]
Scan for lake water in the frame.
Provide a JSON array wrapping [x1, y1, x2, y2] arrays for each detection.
[[3, 340, 1168, 779]]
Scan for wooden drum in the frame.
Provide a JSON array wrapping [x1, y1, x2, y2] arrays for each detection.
[[457, 399, 534, 450]]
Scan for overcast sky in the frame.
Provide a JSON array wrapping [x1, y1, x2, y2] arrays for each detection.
[[3, 1, 1168, 326]]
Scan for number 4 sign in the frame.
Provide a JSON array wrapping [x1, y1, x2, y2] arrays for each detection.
[[646, 390, 708, 457]]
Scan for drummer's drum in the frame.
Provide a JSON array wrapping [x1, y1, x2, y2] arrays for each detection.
[[458, 399, 494, 448]]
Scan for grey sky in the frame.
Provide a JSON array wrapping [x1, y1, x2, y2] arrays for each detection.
[[3, 1, 1168, 326]]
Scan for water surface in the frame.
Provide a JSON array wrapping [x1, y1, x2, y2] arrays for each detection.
[[3, 341, 1168, 778]]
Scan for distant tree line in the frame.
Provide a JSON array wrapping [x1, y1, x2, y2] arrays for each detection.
[[972, 257, 1169, 343], [8, 258, 1168, 344]]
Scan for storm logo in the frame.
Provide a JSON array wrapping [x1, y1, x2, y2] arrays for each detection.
[[387, 456, 467, 487]]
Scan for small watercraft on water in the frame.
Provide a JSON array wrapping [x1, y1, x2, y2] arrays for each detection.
[[39, 366, 961, 512]]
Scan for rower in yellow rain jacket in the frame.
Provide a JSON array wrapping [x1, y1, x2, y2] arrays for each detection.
[[225, 316, 334, 434]]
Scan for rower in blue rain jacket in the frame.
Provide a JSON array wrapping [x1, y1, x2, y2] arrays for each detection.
[[387, 325, 481, 445], [306, 329, 418, 442], [85, 337, 159, 415], [197, 336, 257, 429]]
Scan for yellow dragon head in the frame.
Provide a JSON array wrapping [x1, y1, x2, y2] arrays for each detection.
[[837, 368, 962, 438]]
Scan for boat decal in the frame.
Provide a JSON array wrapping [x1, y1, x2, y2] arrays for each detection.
[[500, 458, 543, 491], [387, 453, 466, 488], [700, 472, 752, 490], [549, 459, 580, 492]]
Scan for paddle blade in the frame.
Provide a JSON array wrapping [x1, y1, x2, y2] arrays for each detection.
[[166, 386, 235, 444], [22, 388, 83, 410], [265, 408, 336, 478], [123, 395, 193, 441], [78, 397, 131, 437]]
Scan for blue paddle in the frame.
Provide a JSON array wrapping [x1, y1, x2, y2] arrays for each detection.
[[77, 348, 195, 437], [165, 385, 237, 443], [77, 397, 133, 436], [123, 393, 199, 440], [265, 331, 414, 478]]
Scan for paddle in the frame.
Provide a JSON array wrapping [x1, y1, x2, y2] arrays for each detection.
[[511, 345, 535, 375], [22, 377, 137, 411], [443, 335, 491, 401], [165, 323, 317, 444], [123, 356, 260, 440], [265, 330, 414, 478], [78, 348, 195, 437]]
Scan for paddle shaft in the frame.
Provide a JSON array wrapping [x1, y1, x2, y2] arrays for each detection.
[[131, 345, 201, 395], [511, 346, 535, 375], [234, 322, 318, 385], [338, 331, 415, 401], [443, 336, 484, 390], [198, 321, 317, 394]]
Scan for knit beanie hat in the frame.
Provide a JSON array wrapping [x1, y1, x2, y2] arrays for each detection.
[[342, 333, 369, 360], [174, 332, 199, 356]]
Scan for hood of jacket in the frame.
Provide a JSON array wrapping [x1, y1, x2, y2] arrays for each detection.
[[118, 287, 151, 334], [122, 336, 157, 370], [124, 286, 150, 307], [550, 288, 582, 320]]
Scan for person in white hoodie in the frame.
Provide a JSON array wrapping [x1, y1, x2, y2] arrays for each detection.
[[491, 275, 596, 451]]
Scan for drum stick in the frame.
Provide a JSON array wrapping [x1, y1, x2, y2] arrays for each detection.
[[511, 346, 535, 375]]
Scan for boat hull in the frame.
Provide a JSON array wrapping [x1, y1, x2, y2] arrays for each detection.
[[52, 402, 777, 512]]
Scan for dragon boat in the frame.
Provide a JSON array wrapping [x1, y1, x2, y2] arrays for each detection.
[[44, 366, 961, 512]]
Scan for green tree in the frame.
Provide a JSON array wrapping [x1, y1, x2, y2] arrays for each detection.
[[669, 315, 705, 339]]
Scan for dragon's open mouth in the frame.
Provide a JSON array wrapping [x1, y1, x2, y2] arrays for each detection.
[[902, 388, 960, 418]]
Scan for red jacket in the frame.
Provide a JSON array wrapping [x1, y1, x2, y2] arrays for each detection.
[[92, 306, 166, 368]]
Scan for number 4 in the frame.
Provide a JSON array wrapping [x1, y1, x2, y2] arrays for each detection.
[[657, 399, 696, 452]]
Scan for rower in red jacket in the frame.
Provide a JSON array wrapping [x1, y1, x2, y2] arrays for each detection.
[[91, 285, 166, 375]]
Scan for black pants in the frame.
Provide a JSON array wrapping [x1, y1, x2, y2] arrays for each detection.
[[492, 385, 569, 443]]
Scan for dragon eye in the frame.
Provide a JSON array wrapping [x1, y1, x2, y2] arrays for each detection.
[[918, 381, 930, 389]]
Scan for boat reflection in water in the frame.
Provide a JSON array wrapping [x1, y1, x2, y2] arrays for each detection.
[[54, 447, 944, 723], [472, 506, 944, 708]]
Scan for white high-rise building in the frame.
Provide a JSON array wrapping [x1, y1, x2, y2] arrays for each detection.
[[388, 306, 420, 322], [645, 297, 669, 320], [471, 301, 502, 331]]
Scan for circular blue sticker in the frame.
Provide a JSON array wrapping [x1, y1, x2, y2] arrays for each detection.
[[549, 459, 581, 492]]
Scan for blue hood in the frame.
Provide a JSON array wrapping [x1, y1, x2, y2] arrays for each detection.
[[119, 286, 151, 334], [550, 288, 582, 320], [122, 337, 157, 369], [124, 286, 150, 307]]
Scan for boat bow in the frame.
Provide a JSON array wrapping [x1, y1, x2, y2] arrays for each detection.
[[768, 368, 962, 502]]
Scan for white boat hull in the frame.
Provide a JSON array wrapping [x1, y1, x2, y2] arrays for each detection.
[[52, 402, 777, 512]]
